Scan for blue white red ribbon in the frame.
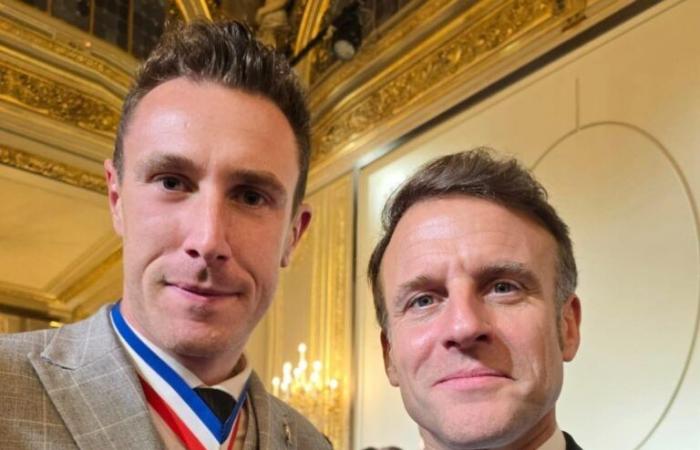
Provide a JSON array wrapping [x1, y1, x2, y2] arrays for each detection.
[[111, 303, 248, 449]]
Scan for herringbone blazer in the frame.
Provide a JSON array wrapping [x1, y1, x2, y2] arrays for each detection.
[[0, 305, 331, 450]]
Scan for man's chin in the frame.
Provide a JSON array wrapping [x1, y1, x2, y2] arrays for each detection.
[[164, 331, 235, 360], [418, 406, 527, 450]]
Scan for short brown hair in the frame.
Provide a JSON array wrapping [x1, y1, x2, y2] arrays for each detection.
[[367, 148, 577, 332], [113, 20, 310, 209]]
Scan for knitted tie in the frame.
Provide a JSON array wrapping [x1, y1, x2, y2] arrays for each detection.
[[194, 387, 236, 423]]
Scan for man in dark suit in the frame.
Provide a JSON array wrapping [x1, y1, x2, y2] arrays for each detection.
[[368, 149, 583, 450], [0, 20, 331, 450]]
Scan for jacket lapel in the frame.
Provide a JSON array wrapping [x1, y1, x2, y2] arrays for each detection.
[[28, 305, 163, 450], [245, 371, 295, 449]]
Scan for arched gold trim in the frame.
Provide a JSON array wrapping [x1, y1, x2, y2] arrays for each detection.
[[308, 0, 587, 174], [0, 145, 107, 194], [0, 61, 120, 136]]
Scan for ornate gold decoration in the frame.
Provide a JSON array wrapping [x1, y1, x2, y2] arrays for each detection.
[[293, 0, 330, 82], [266, 174, 353, 449], [0, 61, 120, 136], [288, 0, 309, 54], [309, 0, 585, 167], [0, 16, 133, 90], [173, 0, 212, 22], [0, 145, 107, 194], [308, 0, 454, 106], [271, 342, 341, 436]]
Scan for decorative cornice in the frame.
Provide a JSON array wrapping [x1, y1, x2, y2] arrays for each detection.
[[0, 145, 107, 194], [309, 0, 586, 168], [0, 60, 120, 136], [0, 15, 133, 90], [308, 0, 454, 96]]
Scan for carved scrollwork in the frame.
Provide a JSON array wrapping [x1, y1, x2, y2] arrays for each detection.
[[0, 62, 120, 136], [311, 0, 571, 165], [0, 145, 107, 194], [0, 16, 133, 89]]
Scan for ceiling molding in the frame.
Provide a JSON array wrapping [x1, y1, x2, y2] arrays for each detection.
[[0, 2, 136, 96], [308, 0, 590, 176], [0, 144, 107, 194]]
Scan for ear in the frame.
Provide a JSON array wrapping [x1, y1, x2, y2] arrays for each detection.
[[560, 294, 581, 362], [381, 330, 399, 387], [281, 203, 312, 267], [104, 159, 124, 237]]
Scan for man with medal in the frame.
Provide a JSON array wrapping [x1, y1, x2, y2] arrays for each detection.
[[0, 21, 331, 450]]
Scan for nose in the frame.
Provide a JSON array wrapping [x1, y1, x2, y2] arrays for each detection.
[[441, 283, 492, 350], [183, 192, 232, 265]]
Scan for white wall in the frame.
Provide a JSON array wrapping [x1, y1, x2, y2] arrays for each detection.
[[354, 1, 700, 448]]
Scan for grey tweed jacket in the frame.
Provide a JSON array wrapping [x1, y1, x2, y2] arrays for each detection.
[[0, 305, 332, 450]]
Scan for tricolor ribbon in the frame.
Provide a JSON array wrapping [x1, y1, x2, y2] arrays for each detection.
[[111, 303, 248, 449]]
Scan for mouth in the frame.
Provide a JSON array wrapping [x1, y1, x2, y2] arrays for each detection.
[[165, 282, 239, 300], [434, 368, 511, 389]]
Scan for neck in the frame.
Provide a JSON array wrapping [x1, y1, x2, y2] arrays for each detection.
[[118, 302, 244, 385], [176, 352, 246, 386], [422, 409, 559, 450]]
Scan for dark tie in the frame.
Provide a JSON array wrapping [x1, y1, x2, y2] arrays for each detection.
[[194, 387, 236, 423]]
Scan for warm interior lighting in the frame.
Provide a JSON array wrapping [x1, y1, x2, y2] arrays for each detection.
[[271, 342, 341, 441]]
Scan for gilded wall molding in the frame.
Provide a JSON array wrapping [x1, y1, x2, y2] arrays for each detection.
[[0, 60, 120, 136], [0, 145, 107, 194], [307, 174, 352, 449], [0, 281, 70, 320], [0, 14, 134, 91], [309, 0, 586, 169], [308, 0, 455, 110], [293, 0, 330, 82], [265, 173, 353, 448]]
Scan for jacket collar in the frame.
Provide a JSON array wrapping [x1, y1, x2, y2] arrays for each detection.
[[29, 304, 163, 450]]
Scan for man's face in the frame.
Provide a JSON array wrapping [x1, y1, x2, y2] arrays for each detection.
[[380, 196, 580, 450], [105, 78, 310, 371]]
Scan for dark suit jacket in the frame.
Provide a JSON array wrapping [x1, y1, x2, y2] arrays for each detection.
[[0, 305, 331, 449], [564, 431, 583, 450]]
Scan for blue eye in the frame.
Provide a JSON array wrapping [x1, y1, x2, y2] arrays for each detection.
[[493, 282, 516, 294], [409, 295, 435, 309]]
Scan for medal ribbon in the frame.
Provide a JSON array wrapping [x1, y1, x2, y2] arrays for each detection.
[[111, 303, 248, 449]]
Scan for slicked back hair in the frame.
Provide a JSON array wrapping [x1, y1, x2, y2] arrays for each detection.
[[113, 20, 310, 210], [367, 148, 577, 333]]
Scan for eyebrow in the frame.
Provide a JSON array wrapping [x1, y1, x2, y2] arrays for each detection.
[[232, 169, 287, 201], [135, 152, 289, 202], [391, 261, 542, 305], [393, 275, 445, 307], [135, 153, 197, 180], [473, 261, 541, 291]]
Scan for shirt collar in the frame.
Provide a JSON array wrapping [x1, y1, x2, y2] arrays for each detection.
[[113, 311, 251, 402]]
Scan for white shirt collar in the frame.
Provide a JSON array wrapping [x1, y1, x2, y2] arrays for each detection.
[[113, 313, 251, 401]]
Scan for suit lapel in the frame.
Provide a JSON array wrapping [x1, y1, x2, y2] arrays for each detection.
[[564, 431, 583, 450], [29, 305, 163, 450], [245, 371, 295, 449]]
